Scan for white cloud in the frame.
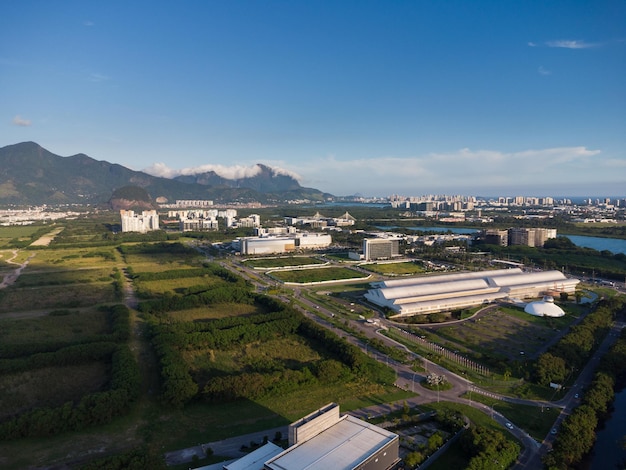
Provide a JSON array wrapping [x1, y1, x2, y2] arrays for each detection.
[[89, 73, 110, 82], [142, 147, 609, 197], [83, 21, 94, 27], [545, 39, 596, 49], [286, 146, 604, 196], [538, 66, 551, 75], [12, 115, 31, 126], [143, 162, 302, 181], [527, 42, 537, 47]]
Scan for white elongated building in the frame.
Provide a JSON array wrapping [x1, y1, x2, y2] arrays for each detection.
[[364, 268, 579, 317]]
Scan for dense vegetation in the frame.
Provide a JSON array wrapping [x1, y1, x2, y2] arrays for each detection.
[[542, 298, 626, 469], [533, 297, 623, 386], [146, 292, 395, 408], [0, 311, 140, 440], [460, 425, 520, 470], [474, 236, 626, 281]]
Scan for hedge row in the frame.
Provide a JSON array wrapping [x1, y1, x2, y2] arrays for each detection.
[[0, 304, 131, 360], [0, 344, 140, 440]]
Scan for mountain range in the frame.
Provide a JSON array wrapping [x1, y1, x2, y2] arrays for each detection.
[[0, 142, 330, 206]]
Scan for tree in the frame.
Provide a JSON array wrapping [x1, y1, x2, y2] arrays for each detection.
[[534, 353, 567, 386], [404, 451, 425, 468]]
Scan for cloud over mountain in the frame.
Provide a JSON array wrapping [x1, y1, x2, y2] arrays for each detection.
[[143, 162, 302, 181]]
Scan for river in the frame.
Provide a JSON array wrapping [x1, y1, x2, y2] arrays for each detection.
[[587, 386, 626, 469]]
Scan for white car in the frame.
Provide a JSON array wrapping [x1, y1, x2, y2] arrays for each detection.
[[505, 422, 514, 430]]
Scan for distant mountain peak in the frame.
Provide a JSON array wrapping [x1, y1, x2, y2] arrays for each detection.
[[0, 142, 330, 205]]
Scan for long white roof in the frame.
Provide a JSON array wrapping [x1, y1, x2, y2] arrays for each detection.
[[365, 268, 579, 315], [376, 268, 523, 288]]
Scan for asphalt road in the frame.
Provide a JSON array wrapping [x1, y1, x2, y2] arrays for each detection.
[[184, 255, 625, 469]]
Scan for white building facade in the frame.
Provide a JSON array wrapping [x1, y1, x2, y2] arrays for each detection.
[[120, 210, 159, 233]]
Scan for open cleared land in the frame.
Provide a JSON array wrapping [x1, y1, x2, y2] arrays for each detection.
[[270, 266, 369, 283], [411, 303, 583, 364], [0, 283, 117, 313], [0, 308, 110, 344], [0, 363, 109, 420]]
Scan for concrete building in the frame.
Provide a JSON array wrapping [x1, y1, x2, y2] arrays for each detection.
[[484, 229, 509, 246], [363, 238, 400, 261], [508, 227, 557, 248], [236, 214, 261, 228], [266, 403, 399, 470], [213, 404, 399, 470], [364, 268, 579, 317], [238, 233, 332, 255], [120, 210, 159, 233], [175, 200, 214, 207], [284, 212, 356, 228], [481, 227, 557, 248], [180, 217, 219, 232]]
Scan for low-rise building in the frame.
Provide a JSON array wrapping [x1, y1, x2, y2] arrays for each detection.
[[237, 233, 332, 255], [218, 403, 399, 470], [364, 268, 579, 317]]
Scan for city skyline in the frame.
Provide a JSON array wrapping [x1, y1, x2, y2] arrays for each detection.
[[1, 1, 625, 197]]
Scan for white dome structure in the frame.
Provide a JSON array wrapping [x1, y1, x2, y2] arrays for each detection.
[[524, 296, 565, 317]]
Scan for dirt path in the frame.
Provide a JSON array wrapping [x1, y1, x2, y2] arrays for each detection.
[[29, 227, 64, 247], [0, 250, 35, 289]]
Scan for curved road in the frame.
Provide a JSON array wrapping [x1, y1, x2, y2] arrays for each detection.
[[197, 255, 624, 469]]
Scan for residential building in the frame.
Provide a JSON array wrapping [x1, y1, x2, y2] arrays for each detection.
[[120, 210, 159, 233]]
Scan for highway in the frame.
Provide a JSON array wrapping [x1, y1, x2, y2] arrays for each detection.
[[211, 254, 624, 469]]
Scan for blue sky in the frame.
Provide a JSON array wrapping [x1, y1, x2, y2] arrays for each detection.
[[1, 1, 624, 197]]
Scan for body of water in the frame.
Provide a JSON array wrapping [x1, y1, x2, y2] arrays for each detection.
[[588, 386, 626, 469], [564, 235, 626, 256], [374, 227, 626, 254]]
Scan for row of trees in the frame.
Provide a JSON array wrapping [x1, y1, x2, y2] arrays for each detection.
[[137, 285, 253, 314], [543, 299, 626, 469], [477, 239, 626, 281], [149, 291, 395, 408], [534, 297, 623, 385], [0, 344, 140, 440], [0, 304, 131, 360], [0, 304, 139, 440]]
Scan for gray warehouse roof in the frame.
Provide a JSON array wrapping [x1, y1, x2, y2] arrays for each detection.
[[264, 415, 397, 470]]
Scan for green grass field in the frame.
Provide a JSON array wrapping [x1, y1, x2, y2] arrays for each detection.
[[270, 266, 369, 283], [0, 282, 117, 313], [361, 261, 426, 275], [14, 268, 115, 287], [0, 226, 44, 248], [0, 308, 110, 344], [167, 303, 260, 322], [243, 256, 325, 269], [425, 306, 580, 363], [0, 363, 109, 420]]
